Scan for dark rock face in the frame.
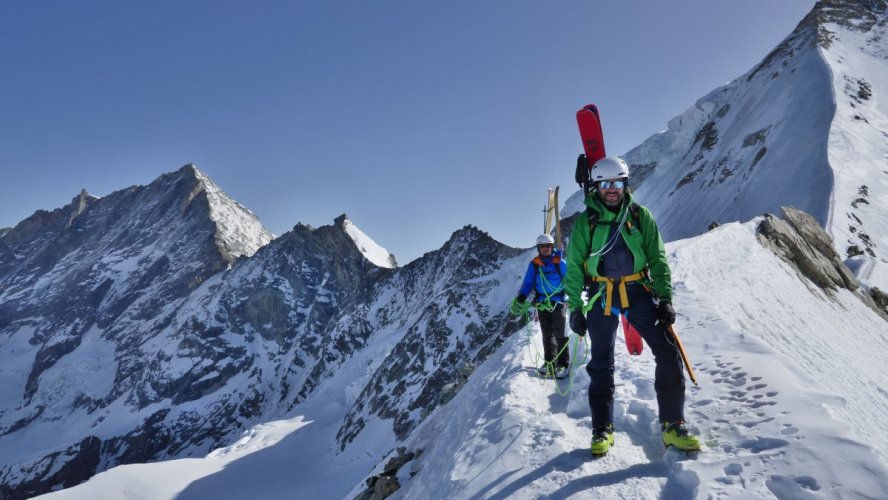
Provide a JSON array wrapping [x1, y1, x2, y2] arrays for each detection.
[[803, 0, 888, 48], [871, 287, 888, 312], [336, 226, 523, 448], [0, 436, 102, 500]]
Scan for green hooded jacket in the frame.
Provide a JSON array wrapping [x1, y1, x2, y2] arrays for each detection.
[[564, 192, 672, 311]]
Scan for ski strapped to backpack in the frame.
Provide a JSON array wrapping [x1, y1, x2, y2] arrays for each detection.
[[543, 186, 563, 251], [576, 103, 646, 355]]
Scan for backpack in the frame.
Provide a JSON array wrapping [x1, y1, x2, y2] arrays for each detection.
[[531, 254, 564, 301], [532, 254, 563, 279]]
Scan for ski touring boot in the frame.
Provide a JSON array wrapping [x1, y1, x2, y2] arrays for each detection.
[[662, 421, 701, 453], [591, 424, 615, 457], [554, 365, 569, 380], [537, 364, 552, 377]]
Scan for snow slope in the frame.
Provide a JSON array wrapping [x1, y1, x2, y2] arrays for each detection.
[[818, 8, 888, 291], [40, 221, 888, 499]]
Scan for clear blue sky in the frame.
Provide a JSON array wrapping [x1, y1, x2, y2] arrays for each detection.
[[1, 1, 815, 264]]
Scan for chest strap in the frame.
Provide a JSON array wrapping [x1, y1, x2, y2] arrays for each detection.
[[588, 271, 647, 316]]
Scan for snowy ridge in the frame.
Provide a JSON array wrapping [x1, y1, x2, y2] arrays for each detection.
[[376, 221, 888, 499], [39, 220, 888, 499], [565, 0, 888, 293]]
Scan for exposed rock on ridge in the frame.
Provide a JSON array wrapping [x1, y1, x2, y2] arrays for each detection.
[[757, 206, 887, 319]]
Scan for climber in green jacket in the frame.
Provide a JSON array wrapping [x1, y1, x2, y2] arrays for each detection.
[[565, 155, 700, 456]]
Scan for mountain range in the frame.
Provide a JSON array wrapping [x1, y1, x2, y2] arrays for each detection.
[[2, 0, 888, 498]]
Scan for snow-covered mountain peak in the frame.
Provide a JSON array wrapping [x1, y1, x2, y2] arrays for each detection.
[[441, 224, 503, 254], [334, 214, 397, 268], [561, 0, 888, 292], [179, 165, 273, 260]]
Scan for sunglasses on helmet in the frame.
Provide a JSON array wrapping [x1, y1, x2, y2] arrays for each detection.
[[597, 179, 626, 189]]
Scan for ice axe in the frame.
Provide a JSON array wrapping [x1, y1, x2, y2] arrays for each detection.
[[667, 325, 698, 385]]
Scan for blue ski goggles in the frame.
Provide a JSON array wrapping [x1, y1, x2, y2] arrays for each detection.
[[597, 179, 626, 189]]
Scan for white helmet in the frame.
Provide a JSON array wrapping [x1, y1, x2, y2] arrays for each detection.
[[590, 156, 630, 182], [536, 234, 555, 246]]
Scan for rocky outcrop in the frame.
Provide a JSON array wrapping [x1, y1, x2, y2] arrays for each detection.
[[757, 207, 887, 320], [870, 287, 888, 315], [0, 436, 101, 500], [758, 207, 858, 291], [356, 448, 422, 500]]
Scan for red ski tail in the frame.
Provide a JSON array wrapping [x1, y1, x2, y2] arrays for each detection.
[[620, 314, 644, 356]]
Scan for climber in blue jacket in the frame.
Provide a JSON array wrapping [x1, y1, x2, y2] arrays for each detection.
[[516, 234, 570, 379]]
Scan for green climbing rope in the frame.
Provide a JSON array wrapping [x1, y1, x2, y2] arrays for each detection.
[[509, 296, 589, 397]]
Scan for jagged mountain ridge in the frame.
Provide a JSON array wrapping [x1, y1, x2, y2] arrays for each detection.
[[0, 167, 524, 498], [0, 166, 273, 496], [336, 225, 523, 449], [563, 0, 888, 290], [0, 166, 270, 409]]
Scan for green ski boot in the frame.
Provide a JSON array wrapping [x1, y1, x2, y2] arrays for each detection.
[[662, 421, 701, 452], [591, 424, 615, 456]]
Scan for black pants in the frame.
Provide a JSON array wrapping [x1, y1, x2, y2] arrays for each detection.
[[584, 284, 685, 428], [538, 303, 569, 368]]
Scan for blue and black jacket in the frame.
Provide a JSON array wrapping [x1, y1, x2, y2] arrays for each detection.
[[519, 250, 567, 303]]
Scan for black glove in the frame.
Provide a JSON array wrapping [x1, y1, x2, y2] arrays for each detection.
[[516, 294, 526, 304], [657, 301, 676, 326], [569, 309, 587, 336]]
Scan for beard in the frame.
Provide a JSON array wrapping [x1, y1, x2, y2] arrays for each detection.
[[599, 191, 624, 208]]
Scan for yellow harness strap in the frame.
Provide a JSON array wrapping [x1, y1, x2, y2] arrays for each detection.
[[588, 271, 646, 316]]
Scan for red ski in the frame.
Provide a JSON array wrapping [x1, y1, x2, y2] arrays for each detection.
[[620, 314, 644, 356], [577, 103, 644, 355], [576, 104, 606, 163]]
